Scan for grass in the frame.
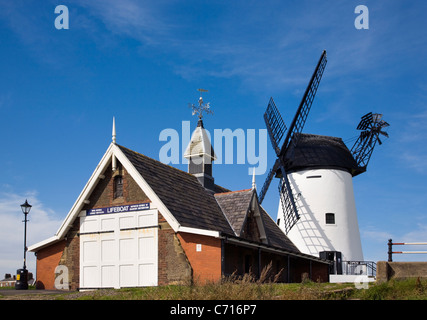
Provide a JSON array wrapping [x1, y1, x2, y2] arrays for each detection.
[[52, 277, 427, 300], [62, 281, 354, 300], [352, 277, 427, 300], [3, 273, 427, 300]]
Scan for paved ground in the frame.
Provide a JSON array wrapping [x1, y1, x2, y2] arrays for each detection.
[[0, 289, 72, 300], [0, 289, 60, 295]]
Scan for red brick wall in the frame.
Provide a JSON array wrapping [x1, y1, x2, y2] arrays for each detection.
[[177, 232, 222, 284], [35, 240, 66, 290]]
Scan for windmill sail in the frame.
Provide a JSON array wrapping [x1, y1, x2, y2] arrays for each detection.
[[280, 50, 327, 156], [278, 173, 299, 234], [258, 159, 279, 204], [264, 97, 287, 155], [258, 50, 328, 235], [351, 112, 389, 172]]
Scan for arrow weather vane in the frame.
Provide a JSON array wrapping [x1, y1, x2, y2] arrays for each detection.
[[189, 88, 213, 120]]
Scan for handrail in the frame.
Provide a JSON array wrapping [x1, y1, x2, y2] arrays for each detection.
[[388, 239, 427, 262], [341, 260, 376, 277]]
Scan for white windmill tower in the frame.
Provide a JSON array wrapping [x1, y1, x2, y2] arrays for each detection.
[[258, 51, 389, 274]]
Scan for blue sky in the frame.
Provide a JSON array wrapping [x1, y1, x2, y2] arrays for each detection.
[[1, 1, 427, 278]]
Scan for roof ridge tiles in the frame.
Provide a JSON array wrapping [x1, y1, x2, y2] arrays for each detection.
[[214, 188, 252, 196]]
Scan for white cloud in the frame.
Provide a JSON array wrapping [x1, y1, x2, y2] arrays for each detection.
[[400, 153, 427, 174], [75, 0, 174, 45], [395, 109, 427, 174], [401, 224, 427, 243], [0, 192, 62, 279], [388, 224, 427, 262], [361, 226, 393, 244], [360, 223, 427, 262]]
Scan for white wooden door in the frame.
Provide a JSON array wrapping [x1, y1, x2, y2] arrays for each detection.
[[80, 208, 158, 289]]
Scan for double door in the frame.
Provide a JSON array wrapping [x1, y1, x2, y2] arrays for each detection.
[[80, 209, 158, 289]]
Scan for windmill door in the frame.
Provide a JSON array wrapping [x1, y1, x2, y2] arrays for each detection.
[[79, 207, 158, 289]]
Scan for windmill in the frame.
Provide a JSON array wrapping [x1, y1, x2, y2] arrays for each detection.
[[259, 50, 389, 264], [259, 50, 328, 234]]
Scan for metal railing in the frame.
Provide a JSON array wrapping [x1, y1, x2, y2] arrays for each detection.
[[341, 261, 376, 277], [388, 239, 427, 262]]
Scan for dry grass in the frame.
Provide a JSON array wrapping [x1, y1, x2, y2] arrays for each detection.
[[69, 263, 354, 300], [74, 277, 427, 300], [3, 264, 427, 300]]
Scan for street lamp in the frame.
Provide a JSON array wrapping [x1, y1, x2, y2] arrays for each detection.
[[15, 199, 31, 290]]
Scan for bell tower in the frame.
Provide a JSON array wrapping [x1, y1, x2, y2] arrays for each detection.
[[184, 89, 216, 190]]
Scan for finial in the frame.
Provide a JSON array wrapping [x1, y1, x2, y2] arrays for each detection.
[[189, 88, 213, 120], [112, 117, 116, 144], [252, 168, 256, 190]]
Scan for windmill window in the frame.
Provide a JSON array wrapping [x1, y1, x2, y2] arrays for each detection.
[[325, 213, 335, 224], [114, 175, 123, 198]]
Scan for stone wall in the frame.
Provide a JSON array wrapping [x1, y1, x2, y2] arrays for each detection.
[[158, 215, 192, 285], [377, 261, 427, 282]]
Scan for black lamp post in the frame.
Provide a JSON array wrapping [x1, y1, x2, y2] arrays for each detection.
[[15, 199, 31, 290]]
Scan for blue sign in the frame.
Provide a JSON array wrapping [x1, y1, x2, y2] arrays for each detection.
[[87, 202, 150, 216]]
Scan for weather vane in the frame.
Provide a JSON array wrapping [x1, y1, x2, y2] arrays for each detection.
[[189, 88, 213, 120]]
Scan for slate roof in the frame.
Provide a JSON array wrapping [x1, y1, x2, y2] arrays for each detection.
[[118, 144, 301, 254], [118, 145, 234, 235], [258, 205, 299, 251], [214, 189, 253, 236], [284, 133, 360, 174], [215, 189, 299, 253]]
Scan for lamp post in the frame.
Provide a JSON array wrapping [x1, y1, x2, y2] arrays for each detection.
[[15, 199, 31, 290]]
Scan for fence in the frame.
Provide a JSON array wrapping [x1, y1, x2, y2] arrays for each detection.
[[388, 239, 427, 262], [342, 261, 376, 277]]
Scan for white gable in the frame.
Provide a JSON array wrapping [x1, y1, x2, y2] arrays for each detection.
[[28, 143, 183, 252]]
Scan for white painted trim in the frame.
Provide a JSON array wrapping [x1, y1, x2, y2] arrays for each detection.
[[30, 144, 116, 252], [28, 236, 60, 252], [111, 144, 180, 231], [178, 226, 221, 238], [55, 144, 115, 240]]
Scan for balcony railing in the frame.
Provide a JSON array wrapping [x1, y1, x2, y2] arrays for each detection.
[[340, 261, 376, 277]]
